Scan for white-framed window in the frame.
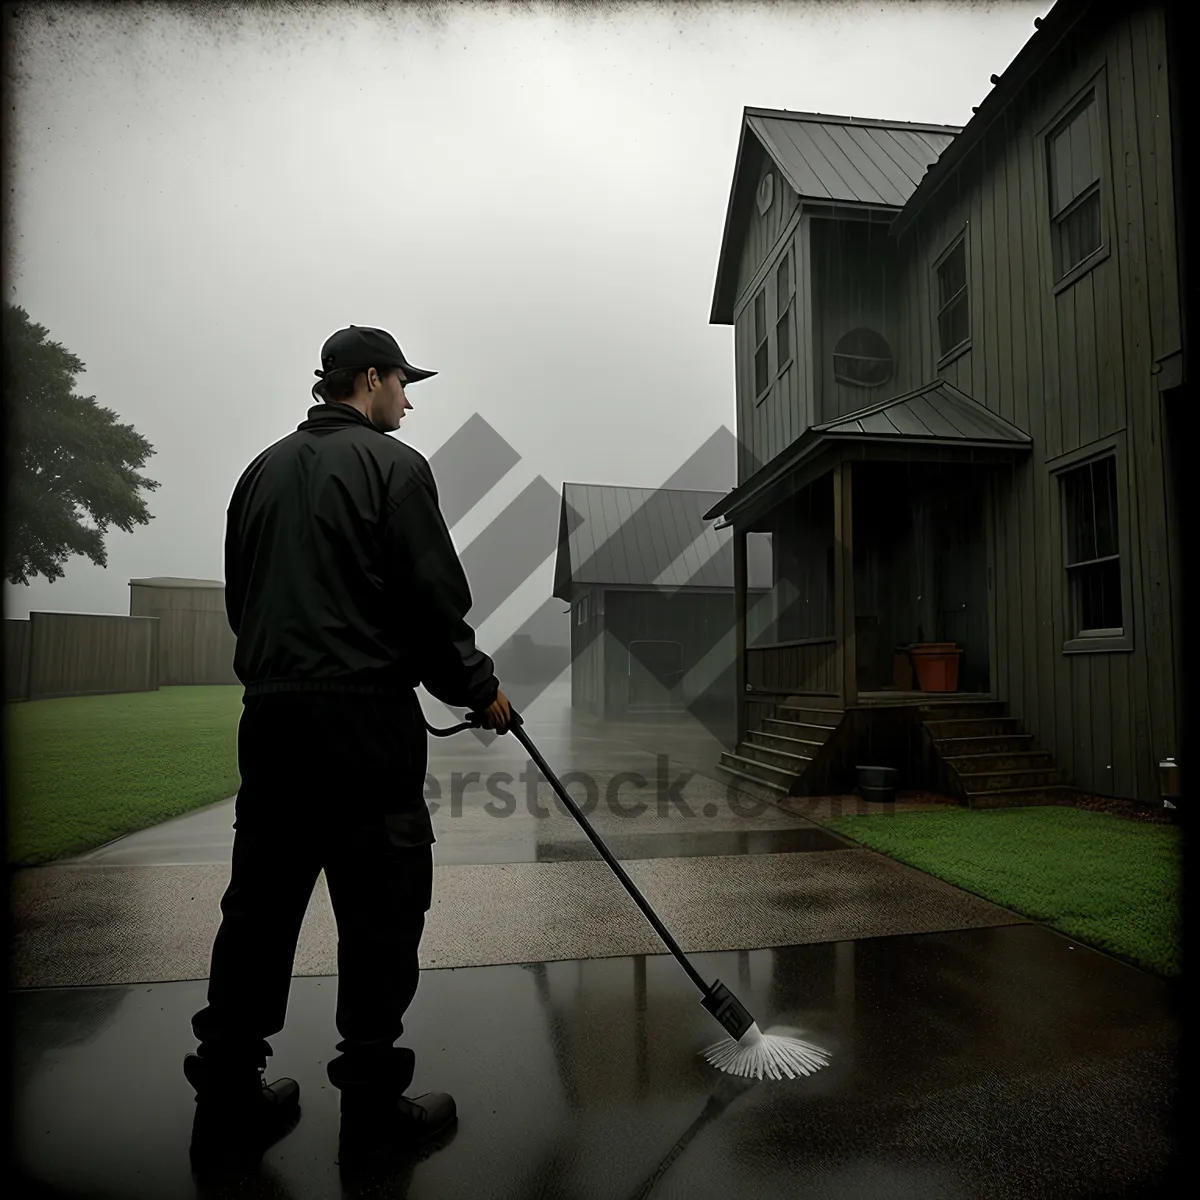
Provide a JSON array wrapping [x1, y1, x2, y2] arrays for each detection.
[[576, 593, 590, 626]]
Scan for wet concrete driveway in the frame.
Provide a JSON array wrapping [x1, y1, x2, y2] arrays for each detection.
[[10, 684, 1182, 1196], [12, 926, 1178, 1199]]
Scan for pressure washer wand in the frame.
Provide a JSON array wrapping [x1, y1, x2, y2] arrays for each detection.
[[424, 705, 832, 1079], [426, 707, 752, 1039]]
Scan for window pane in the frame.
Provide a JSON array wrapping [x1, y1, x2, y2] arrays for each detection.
[[754, 289, 766, 340], [938, 295, 968, 356], [755, 342, 769, 395], [1053, 189, 1101, 278], [1049, 93, 1097, 215], [1049, 125, 1074, 216], [938, 240, 966, 308], [776, 306, 790, 366], [1092, 457, 1119, 558], [1062, 460, 1098, 565], [777, 255, 790, 306], [1071, 558, 1122, 633], [1070, 100, 1100, 201], [951, 296, 969, 349]]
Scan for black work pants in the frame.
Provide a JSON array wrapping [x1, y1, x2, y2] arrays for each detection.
[[191, 690, 434, 1071]]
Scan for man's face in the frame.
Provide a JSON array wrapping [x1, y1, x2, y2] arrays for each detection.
[[366, 367, 412, 432]]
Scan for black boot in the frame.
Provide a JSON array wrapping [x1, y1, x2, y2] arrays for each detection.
[[327, 1046, 456, 1176], [183, 1052, 301, 1176]]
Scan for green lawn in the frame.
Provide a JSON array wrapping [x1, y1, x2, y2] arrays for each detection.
[[825, 805, 1183, 977], [5, 686, 244, 866]]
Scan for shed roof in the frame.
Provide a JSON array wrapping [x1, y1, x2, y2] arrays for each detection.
[[703, 381, 1031, 525], [128, 577, 225, 589], [711, 109, 960, 324], [553, 484, 772, 598]]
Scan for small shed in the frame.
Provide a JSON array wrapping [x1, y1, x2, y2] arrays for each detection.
[[552, 484, 772, 719], [128, 577, 237, 686]]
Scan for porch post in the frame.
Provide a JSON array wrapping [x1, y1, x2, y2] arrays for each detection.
[[834, 461, 857, 708], [734, 522, 747, 744]]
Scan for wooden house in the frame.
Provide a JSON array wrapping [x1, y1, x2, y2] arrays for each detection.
[[553, 484, 772, 725], [704, 0, 1185, 807]]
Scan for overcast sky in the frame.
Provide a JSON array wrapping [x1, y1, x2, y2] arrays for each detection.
[[5, 0, 1050, 649]]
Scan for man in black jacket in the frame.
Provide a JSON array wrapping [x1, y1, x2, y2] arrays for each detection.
[[184, 325, 511, 1175]]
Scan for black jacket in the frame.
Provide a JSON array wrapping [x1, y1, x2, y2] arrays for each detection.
[[224, 403, 499, 711]]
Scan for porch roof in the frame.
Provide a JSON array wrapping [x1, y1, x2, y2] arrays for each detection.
[[703, 381, 1032, 525]]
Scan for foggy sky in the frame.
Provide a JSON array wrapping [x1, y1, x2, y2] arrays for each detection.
[[5, 0, 1050, 656]]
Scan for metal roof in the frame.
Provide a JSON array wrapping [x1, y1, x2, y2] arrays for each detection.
[[553, 484, 772, 597], [814, 380, 1032, 444], [711, 109, 960, 325], [747, 110, 959, 209], [128, 577, 225, 589], [703, 381, 1031, 525]]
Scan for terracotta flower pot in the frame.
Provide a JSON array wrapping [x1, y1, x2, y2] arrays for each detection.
[[909, 643, 962, 692]]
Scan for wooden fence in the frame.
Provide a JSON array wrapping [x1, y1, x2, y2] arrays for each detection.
[[5, 608, 238, 701], [6, 613, 159, 701], [155, 609, 238, 686]]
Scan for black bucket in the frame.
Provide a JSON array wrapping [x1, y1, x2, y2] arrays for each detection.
[[856, 765, 899, 803]]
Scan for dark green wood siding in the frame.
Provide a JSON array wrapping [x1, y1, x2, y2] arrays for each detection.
[[733, 219, 811, 483], [735, 154, 800, 299], [889, 3, 1181, 801], [809, 217, 902, 423]]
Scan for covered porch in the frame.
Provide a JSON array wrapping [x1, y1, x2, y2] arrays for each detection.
[[707, 381, 1032, 746]]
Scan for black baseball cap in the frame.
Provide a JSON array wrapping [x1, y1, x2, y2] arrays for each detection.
[[312, 325, 437, 399]]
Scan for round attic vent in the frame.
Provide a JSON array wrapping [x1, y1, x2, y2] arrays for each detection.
[[832, 327, 894, 388], [756, 172, 774, 215]]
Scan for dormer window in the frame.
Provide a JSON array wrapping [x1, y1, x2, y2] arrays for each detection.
[[832, 328, 893, 388]]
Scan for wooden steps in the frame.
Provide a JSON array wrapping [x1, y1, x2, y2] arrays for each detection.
[[920, 703, 1075, 809], [716, 702, 842, 796]]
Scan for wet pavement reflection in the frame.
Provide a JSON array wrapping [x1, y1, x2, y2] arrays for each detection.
[[12, 923, 1177, 1199]]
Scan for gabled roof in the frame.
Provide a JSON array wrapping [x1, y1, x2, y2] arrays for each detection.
[[553, 484, 772, 598], [703, 381, 1031, 525], [749, 110, 960, 209], [814, 380, 1031, 444], [710, 109, 961, 325]]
